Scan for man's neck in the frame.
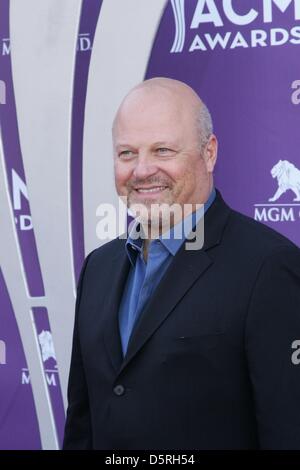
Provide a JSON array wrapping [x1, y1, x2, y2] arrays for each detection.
[[139, 188, 216, 261]]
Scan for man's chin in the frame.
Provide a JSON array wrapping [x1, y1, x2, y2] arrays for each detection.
[[129, 201, 180, 232], [129, 203, 154, 223]]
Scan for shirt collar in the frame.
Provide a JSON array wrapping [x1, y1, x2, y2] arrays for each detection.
[[126, 187, 216, 263], [126, 223, 144, 266], [159, 187, 216, 255]]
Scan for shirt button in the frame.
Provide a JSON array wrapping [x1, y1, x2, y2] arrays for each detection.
[[113, 384, 125, 396]]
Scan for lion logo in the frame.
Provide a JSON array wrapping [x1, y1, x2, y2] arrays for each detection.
[[38, 330, 56, 362], [269, 160, 300, 202]]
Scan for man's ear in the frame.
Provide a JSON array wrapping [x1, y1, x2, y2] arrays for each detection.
[[204, 134, 218, 173]]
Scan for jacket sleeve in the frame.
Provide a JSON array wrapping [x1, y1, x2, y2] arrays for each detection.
[[245, 245, 300, 449], [63, 252, 94, 450]]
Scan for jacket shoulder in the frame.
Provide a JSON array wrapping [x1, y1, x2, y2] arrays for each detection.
[[227, 208, 299, 253], [87, 237, 126, 264]]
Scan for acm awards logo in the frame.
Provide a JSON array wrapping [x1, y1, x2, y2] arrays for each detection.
[[1, 34, 92, 56], [22, 330, 58, 387], [170, 0, 300, 53], [1, 37, 10, 56], [12, 169, 33, 231], [77, 33, 92, 52]]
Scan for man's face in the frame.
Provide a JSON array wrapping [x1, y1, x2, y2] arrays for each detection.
[[113, 87, 216, 224]]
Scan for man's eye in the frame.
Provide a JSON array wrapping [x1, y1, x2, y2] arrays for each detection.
[[157, 148, 173, 155], [119, 150, 135, 158]]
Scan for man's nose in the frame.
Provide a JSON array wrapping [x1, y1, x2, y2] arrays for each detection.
[[132, 153, 158, 179]]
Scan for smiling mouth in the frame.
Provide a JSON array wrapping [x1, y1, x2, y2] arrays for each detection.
[[134, 186, 168, 194]]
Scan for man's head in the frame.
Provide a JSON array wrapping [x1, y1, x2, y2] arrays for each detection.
[[112, 77, 218, 230]]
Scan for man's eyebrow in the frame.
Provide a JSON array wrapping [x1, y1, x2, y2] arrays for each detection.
[[114, 141, 178, 149], [152, 141, 177, 147], [115, 143, 134, 148]]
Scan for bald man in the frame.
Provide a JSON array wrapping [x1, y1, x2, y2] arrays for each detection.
[[63, 78, 300, 450]]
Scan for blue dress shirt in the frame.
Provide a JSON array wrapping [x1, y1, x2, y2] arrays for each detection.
[[118, 188, 216, 356]]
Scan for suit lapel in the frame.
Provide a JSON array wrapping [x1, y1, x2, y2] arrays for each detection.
[[103, 191, 231, 376], [103, 240, 130, 372], [120, 247, 213, 373], [118, 190, 232, 373]]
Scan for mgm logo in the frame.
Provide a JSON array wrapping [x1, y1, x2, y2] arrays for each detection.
[[254, 160, 300, 223]]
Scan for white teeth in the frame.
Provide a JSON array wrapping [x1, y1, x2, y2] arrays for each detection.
[[137, 187, 166, 193]]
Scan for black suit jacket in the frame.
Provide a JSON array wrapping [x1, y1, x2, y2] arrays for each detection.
[[63, 190, 300, 449]]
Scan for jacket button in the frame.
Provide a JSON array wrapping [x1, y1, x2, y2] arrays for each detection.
[[113, 384, 125, 396]]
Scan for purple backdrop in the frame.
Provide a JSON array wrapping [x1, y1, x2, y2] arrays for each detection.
[[146, 0, 300, 247], [1, 0, 299, 449], [0, 0, 103, 449]]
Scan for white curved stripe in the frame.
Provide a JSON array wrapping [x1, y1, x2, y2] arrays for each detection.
[[178, 0, 186, 52], [171, 0, 185, 53], [170, 0, 180, 53], [10, 0, 82, 432], [0, 128, 58, 450], [83, 0, 168, 255]]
